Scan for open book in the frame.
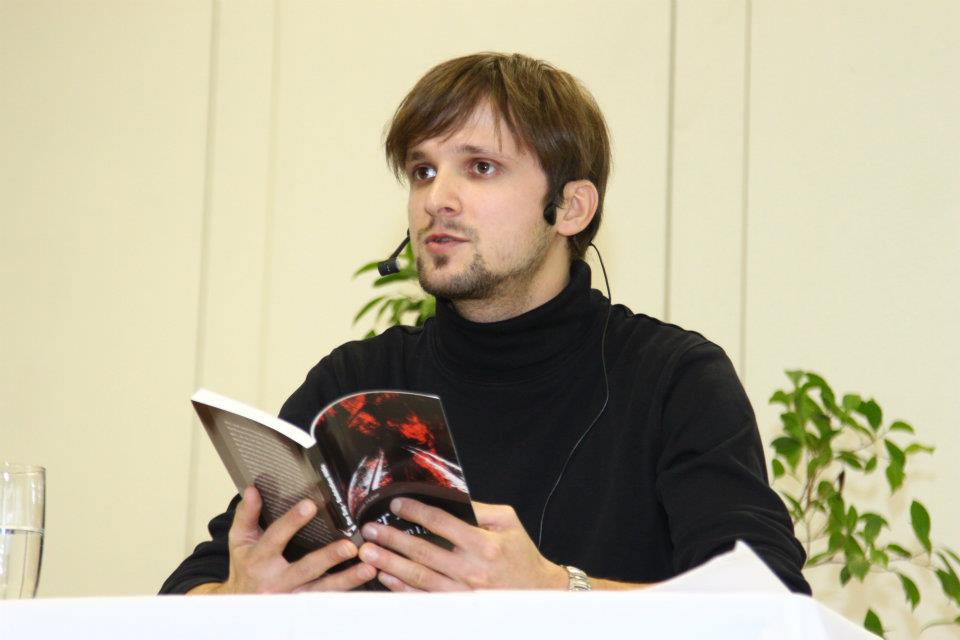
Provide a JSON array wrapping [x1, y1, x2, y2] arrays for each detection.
[[192, 389, 476, 558]]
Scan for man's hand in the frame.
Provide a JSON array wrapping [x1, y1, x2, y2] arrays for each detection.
[[357, 498, 568, 592], [190, 486, 376, 594]]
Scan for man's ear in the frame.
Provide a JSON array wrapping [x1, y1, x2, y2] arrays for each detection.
[[554, 180, 599, 238]]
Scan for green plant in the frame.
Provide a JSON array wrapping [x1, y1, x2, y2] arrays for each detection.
[[353, 242, 435, 338], [769, 370, 960, 637]]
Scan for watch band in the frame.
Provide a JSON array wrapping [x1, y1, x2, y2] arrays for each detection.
[[563, 565, 592, 591]]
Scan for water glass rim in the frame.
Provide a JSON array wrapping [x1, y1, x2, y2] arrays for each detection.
[[0, 463, 45, 475]]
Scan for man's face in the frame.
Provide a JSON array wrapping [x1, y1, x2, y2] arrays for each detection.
[[404, 103, 557, 303]]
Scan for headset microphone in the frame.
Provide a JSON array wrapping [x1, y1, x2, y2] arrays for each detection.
[[376, 231, 411, 276]]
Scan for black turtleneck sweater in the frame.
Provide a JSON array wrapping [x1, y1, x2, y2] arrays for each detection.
[[161, 261, 810, 594]]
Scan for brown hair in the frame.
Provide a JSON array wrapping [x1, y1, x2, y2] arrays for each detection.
[[385, 52, 611, 259]]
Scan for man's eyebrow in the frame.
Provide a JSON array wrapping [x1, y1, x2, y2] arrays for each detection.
[[406, 149, 426, 164], [405, 144, 511, 165]]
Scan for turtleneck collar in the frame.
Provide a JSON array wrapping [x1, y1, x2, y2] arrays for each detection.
[[431, 260, 604, 384]]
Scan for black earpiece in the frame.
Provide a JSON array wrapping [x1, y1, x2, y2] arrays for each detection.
[[543, 203, 557, 225]]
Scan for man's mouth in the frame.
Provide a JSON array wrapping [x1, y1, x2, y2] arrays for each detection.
[[424, 233, 467, 251]]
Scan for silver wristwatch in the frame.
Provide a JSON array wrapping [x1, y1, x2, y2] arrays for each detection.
[[563, 565, 592, 591]]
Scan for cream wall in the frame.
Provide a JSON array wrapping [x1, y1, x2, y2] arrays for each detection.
[[1, 0, 956, 634]]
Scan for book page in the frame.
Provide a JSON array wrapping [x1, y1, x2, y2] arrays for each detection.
[[193, 391, 353, 554], [220, 417, 341, 550]]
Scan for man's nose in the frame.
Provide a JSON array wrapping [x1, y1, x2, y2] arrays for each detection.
[[424, 170, 461, 218]]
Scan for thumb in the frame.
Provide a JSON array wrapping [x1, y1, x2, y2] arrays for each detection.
[[472, 501, 520, 531], [229, 486, 263, 546]]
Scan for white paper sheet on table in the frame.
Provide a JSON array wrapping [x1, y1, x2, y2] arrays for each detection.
[[647, 540, 873, 639]]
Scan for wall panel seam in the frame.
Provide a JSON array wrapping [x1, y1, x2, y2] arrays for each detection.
[[185, 0, 221, 553], [738, 0, 753, 383], [663, 0, 677, 322], [257, 0, 283, 409]]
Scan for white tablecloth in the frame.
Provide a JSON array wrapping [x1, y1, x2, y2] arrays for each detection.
[[0, 589, 871, 639]]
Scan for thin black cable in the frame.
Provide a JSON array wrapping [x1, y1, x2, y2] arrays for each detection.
[[536, 243, 613, 549]]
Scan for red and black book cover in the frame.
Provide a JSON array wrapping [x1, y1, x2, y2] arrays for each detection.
[[311, 391, 477, 549]]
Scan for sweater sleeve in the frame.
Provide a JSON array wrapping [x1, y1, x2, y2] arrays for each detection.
[[654, 342, 811, 594]]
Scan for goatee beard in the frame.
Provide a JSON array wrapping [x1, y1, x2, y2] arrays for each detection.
[[416, 231, 553, 302], [416, 252, 499, 300]]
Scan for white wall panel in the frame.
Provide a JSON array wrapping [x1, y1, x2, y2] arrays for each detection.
[[669, 0, 747, 369], [0, 0, 212, 595], [747, 2, 959, 635], [185, 0, 279, 551]]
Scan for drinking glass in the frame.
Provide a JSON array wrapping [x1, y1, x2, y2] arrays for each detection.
[[0, 463, 45, 598]]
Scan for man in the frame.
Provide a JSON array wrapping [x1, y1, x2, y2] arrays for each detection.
[[161, 52, 810, 595]]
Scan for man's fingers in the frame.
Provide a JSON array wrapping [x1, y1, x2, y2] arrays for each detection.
[[284, 540, 358, 588], [358, 542, 466, 592], [361, 522, 460, 577], [294, 558, 377, 593], [389, 498, 482, 548], [378, 572, 423, 592], [229, 486, 264, 546], [257, 498, 317, 556]]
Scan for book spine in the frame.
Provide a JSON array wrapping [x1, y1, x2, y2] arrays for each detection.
[[307, 447, 357, 537], [322, 461, 356, 536]]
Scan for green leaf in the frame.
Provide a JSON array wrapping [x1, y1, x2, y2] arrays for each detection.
[[420, 296, 436, 319], [374, 297, 397, 324], [905, 443, 934, 456], [863, 609, 884, 637], [807, 550, 835, 565], [896, 573, 920, 609], [848, 554, 871, 581], [839, 565, 851, 585], [838, 451, 863, 469], [373, 271, 414, 287], [861, 513, 885, 545], [772, 436, 803, 469], [885, 463, 905, 493], [857, 399, 883, 430], [870, 547, 889, 568], [786, 370, 804, 387], [780, 412, 804, 441], [352, 260, 381, 277], [935, 569, 960, 605], [864, 455, 878, 472], [769, 390, 792, 408], [771, 459, 785, 479], [842, 393, 862, 412], [806, 453, 829, 479], [353, 295, 387, 324], [889, 420, 914, 434], [816, 480, 835, 499], [846, 506, 859, 533], [944, 549, 960, 568], [797, 392, 821, 424], [937, 552, 960, 580], [804, 372, 835, 402], [910, 501, 932, 553], [886, 543, 911, 558], [828, 531, 845, 553], [884, 439, 906, 467]]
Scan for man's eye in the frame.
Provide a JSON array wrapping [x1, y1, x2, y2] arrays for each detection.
[[473, 161, 495, 176], [412, 166, 436, 181]]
